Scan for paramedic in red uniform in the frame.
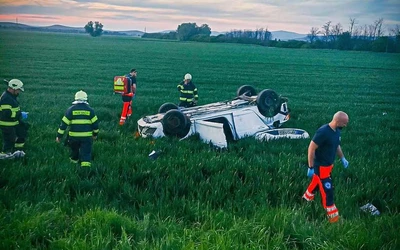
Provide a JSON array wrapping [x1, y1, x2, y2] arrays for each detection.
[[119, 68, 137, 125], [302, 111, 349, 223]]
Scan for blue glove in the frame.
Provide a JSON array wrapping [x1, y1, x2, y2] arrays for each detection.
[[341, 157, 349, 168], [21, 111, 28, 120], [307, 168, 314, 177]]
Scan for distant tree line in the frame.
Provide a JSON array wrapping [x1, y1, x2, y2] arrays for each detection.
[[141, 19, 400, 53], [306, 18, 400, 52]]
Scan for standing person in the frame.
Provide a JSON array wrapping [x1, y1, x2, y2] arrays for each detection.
[[302, 111, 349, 223], [177, 73, 198, 108], [119, 68, 137, 125], [0, 79, 29, 159], [56, 90, 99, 167]]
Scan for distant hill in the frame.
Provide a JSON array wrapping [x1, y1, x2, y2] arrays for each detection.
[[0, 22, 144, 36], [270, 30, 307, 41], [0, 22, 306, 40]]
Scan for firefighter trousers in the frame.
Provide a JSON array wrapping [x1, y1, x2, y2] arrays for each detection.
[[0, 122, 29, 153], [68, 137, 93, 167]]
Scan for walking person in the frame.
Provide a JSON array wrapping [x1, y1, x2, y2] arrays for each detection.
[[119, 68, 137, 125], [302, 111, 350, 223], [177, 73, 198, 108], [56, 90, 99, 167], [0, 79, 29, 159]]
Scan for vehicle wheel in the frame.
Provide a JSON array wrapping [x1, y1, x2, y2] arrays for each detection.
[[158, 102, 178, 113], [236, 85, 257, 97], [162, 110, 188, 136], [256, 89, 281, 117]]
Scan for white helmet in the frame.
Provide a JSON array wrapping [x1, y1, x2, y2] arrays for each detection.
[[8, 79, 24, 91], [75, 90, 88, 101], [184, 73, 192, 80]]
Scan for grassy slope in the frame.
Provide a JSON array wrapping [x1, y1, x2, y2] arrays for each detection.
[[0, 30, 399, 249]]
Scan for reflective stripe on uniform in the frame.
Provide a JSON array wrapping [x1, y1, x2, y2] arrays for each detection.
[[0, 120, 19, 126], [81, 161, 91, 167], [70, 119, 92, 125], [62, 116, 71, 125], [72, 110, 91, 116], [68, 131, 93, 137], [91, 116, 98, 123], [180, 97, 194, 102], [0, 105, 20, 118], [180, 90, 194, 94]]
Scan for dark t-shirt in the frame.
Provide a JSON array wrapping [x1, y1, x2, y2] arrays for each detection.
[[312, 124, 341, 167], [124, 74, 137, 94]]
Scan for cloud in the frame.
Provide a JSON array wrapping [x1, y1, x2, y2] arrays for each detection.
[[0, 0, 399, 33]]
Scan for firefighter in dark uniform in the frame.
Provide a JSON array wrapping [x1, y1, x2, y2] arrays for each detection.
[[0, 79, 29, 158], [177, 73, 198, 108], [119, 68, 137, 125], [56, 90, 99, 167], [302, 111, 349, 223]]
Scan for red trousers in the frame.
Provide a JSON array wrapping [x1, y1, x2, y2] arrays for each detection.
[[303, 165, 339, 223], [120, 93, 133, 125]]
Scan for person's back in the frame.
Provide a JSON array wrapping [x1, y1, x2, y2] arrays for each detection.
[[120, 68, 137, 125]]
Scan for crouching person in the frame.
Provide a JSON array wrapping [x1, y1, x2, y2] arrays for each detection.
[[0, 79, 29, 159], [56, 90, 99, 167]]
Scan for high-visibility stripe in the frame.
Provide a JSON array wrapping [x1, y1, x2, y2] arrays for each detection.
[[70, 119, 92, 125], [72, 110, 91, 116], [81, 161, 91, 167], [326, 205, 339, 223], [93, 129, 99, 133], [68, 131, 93, 137], [91, 116, 98, 123], [62, 116, 71, 125], [70, 158, 79, 163], [302, 190, 315, 201], [180, 90, 194, 94], [57, 128, 65, 134], [15, 143, 24, 148], [0, 120, 19, 126], [0, 104, 12, 110], [180, 97, 194, 102]]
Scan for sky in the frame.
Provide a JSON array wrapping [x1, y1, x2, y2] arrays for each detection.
[[0, 0, 399, 34]]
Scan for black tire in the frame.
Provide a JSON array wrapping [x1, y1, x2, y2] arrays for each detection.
[[158, 102, 178, 113], [162, 110, 188, 136], [256, 89, 281, 117], [236, 85, 257, 97]]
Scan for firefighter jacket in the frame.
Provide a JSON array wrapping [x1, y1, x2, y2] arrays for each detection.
[[177, 81, 198, 103], [0, 91, 21, 127], [57, 102, 99, 139]]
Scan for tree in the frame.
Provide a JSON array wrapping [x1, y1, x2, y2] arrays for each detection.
[[84, 21, 103, 37], [337, 31, 352, 50], [349, 18, 357, 37], [307, 27, 319, 44], [321, 21, 331, 44], [177, 23, 198, 41], [198, 24, 211, 36]]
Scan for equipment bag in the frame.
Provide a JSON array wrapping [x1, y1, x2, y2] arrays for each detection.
[[113, 76, 129, 94]]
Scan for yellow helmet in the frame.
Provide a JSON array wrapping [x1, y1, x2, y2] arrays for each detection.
[[8, 79, 24, 91], [75, 90, 88, 101]]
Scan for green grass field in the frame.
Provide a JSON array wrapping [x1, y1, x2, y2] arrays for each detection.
[[1, 30, 400, 249]]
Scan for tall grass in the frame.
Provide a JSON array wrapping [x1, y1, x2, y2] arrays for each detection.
[[0, 30, 399, 249]]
